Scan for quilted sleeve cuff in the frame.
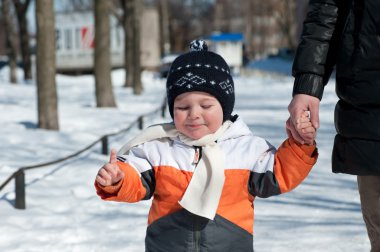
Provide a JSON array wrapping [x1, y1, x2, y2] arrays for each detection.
[[293, 73, 325, 100]]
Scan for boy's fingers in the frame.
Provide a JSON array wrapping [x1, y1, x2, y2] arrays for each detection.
[[302, 126, 316, 133], [109, 149, 117, 164], [103, 163, 120, 179], [115, 169, 125, 181], [298, 115, 311, 122], [298, 124, 313, 131], [96, 175, 107, 186], [98, 168, 112, 181], [301, 110, 309, 118]]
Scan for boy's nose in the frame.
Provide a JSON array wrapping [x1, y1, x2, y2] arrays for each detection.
[[189, 107, 200, 119]]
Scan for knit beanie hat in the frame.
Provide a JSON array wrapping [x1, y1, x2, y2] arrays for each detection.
[[166, 39, 235, 121]]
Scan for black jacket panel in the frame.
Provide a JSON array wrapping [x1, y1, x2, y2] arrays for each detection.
[[145, 210, 253, 252]]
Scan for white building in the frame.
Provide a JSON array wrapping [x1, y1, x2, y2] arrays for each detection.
[[55, 8, 160, 73]]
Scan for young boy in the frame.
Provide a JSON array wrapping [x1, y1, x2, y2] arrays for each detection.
[[95, 40, 318, 252]]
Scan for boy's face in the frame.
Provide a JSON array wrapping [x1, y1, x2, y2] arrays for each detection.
[[173, 91, 223, 140]]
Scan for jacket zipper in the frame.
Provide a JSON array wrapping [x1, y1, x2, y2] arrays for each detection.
[[193, 214, 201, 252], [193, 146, 201, 252]]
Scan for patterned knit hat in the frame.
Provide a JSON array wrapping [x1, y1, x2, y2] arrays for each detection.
[[166, 39, 235, 121]]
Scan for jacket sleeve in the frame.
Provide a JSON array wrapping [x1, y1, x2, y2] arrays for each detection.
[[292, 0, 348, 100], [248, 137, 318, 198], [273, 137, 317, 193], [95, 146, 155, 203]]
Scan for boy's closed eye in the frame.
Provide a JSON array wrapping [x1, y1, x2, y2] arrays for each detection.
[[201, 104, 213, 109], [175, 104, 214, 110], [175, 106, 190, 111]]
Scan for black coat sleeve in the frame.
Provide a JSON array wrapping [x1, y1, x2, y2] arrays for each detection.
[[292, 0, 348, 100]]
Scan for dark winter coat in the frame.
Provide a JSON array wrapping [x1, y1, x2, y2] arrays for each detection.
[[292, 0, 380, 175]]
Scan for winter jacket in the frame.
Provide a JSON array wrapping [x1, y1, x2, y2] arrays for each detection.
[[95, 117, 318, 252], [292, 0, 380, 175]]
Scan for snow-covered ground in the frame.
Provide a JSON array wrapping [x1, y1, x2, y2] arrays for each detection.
[[0, 63, 370, 251]]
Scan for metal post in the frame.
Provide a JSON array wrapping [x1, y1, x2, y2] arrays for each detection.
[[15, 169, 26, 209], [101, 136, 109, 155], [138, 116, 143, 130], [161, 104, 166, 118]]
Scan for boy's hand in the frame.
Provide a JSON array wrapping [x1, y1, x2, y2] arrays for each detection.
[[96, 149, 125, 186], [286, 111, 316, 145]]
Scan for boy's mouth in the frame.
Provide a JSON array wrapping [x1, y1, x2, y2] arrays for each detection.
[[186, 124, 204, 129]]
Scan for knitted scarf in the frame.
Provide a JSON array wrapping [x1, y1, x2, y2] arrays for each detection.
[[118, 121, 232, 220]]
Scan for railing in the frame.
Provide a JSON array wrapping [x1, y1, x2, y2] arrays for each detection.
[[0, 99, 167, 209]]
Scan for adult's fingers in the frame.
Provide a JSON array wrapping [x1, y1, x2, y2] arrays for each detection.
[[286, 118, 305, 144], [288, 95, 309, 124], [309, 97, 320, 129], [291, 107, 305, 126], [288, 94, 320, 128]]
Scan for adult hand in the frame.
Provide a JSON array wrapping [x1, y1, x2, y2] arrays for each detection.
[[288, 94, 320, 143], [286, 112, 316, 145], [96, 149, 125, 186]]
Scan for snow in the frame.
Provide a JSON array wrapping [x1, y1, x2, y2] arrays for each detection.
[[0, 61, 370, 251]]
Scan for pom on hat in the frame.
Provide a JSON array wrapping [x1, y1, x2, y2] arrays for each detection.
[[189, 39, 208, 52]]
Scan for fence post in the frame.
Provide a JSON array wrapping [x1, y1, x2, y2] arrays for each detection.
[[101, 136, 108, 155], [138, 116, 143, 130], [15, 169, 26, 209], [161, 104, 166, 118]]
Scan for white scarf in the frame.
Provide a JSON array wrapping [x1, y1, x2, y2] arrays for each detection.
[[118, 121, 232, 220]]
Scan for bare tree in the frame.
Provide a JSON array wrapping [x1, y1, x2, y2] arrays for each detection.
[[94, 0, 117, 107], [117, 0, 142, 93], [1, 0, 18, 83], [158, 0, 170, 56], [130, 0, 142, 94], [115, 0, 134, 88], [243, 0, 254, 59], [13, 0, 32, 81], [36, 0, 59, 130], [274, 0, 298, 52], [168, 0, 214, 52]]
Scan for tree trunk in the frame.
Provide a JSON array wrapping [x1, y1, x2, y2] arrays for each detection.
[[243, 0, 254, 60], [275, 0, 297, 52], [283, 0, 297, 52], [94, 0, 117, 107], [132, 0, 142, 95], [158, 0, 170, 56], [13, 0, 32, 81], [36, 0, 59, 130], [2, 0, 18, 83], [124, 0, 134, 87]]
